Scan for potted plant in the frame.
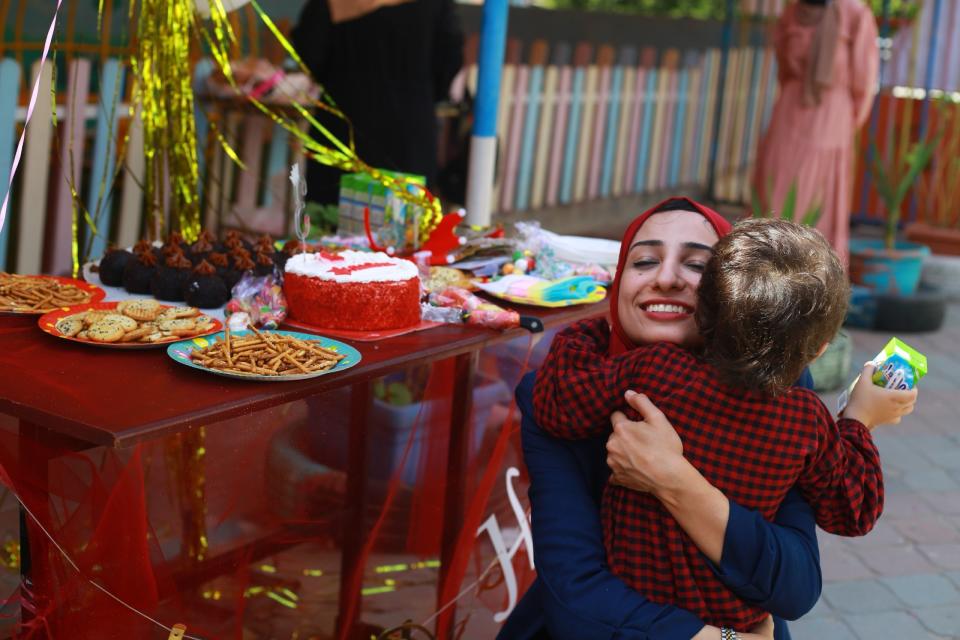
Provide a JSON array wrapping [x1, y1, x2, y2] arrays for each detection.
[[848, 135, 937, 296], [902, 100, 960, 252], [750, 182, 822, 225], [849, 121, 950, 332], [903, 101, 960, 300]]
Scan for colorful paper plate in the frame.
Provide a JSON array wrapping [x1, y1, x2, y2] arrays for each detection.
[[39, 301, 222, 349], [1, 275, 105, 316], [474, 275, 607, 308], [166, 330, 362, 382]]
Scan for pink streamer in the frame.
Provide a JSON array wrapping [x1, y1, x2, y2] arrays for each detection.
[[0, 0, 63, 240]]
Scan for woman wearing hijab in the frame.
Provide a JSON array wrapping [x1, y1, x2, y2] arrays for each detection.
[[755, 0, 879, 266], [500, 198, 821, 640]]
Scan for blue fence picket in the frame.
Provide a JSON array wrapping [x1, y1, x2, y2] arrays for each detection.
[[86, 58, 124, 260], [0, 59, 21, 270]]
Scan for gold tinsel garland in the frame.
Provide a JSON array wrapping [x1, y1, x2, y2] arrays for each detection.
[[133, 0, 202, 242]]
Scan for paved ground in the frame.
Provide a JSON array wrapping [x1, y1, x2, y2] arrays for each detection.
[[790, 303, 960, 639]]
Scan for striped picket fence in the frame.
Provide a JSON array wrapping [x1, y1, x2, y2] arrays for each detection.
[[0, 56, 135, 276], [0, 54, 307, 274], [0, 0, 304, 274], [463, 34, 774, 215]]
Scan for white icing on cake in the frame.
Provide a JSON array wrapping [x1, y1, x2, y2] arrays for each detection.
[[285, 250, 419, 283]]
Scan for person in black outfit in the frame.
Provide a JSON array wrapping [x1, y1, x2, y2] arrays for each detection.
[[291, 0, 464, 205]]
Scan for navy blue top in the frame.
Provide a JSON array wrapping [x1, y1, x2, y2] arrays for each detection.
[[498, 370, 821, 640]]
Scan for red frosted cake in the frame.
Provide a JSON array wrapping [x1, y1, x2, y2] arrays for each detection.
[[284, 250, 421, 330]]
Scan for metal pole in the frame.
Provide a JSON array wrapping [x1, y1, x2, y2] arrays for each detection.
[[706, 0, 736, 201], [464, 0, 510, 227], [918, 0, 943, 139]]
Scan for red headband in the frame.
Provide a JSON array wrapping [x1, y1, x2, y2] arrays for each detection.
[[608, 197, 732, 355]]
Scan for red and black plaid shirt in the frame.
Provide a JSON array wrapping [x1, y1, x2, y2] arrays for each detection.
[[533, 318, 883, 629]]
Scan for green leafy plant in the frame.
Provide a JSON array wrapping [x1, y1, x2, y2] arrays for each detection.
[[538, 0, 726, 19], [866, 0, 921, 22], [751, 182, 822, 227], [869, 135, 939, 250], [304, 202, 340, 238]]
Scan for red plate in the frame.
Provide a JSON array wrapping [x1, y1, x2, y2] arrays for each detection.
[[281, 316, 442, 342], [38, 301, 223, 349], [0, 275, 105, 316]]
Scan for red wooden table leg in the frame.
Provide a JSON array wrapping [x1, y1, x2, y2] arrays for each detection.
[[17, 421, 92, 638], [336, 380, 372, 640], [436, 351, 478, 637]]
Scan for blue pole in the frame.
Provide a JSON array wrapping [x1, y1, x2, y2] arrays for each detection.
[[918, 0, 943, 139], [909, 0, 942, 222], [706, 0, 735, 201], [465, 0, 510, 227]]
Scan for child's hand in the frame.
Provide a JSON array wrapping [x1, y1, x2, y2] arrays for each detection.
[[843, 363, 918, 430]]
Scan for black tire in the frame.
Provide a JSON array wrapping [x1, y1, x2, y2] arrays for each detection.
[[874, 290, 948, 333]]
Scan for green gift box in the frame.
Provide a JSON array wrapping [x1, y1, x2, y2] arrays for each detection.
[[337, 170, 425, 242]]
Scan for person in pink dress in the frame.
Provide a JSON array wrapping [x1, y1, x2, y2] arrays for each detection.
[[755, 0, 879, 267]]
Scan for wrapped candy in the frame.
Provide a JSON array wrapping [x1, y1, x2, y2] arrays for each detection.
[[225, 272, 287, 329], [428, 287, 520, 330]]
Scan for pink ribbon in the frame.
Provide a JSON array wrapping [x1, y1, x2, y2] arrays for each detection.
[[0, 0, 63, 240], [248, 69, 285, 101]]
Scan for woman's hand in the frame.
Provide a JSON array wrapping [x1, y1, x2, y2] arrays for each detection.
[[609, 390, 730, 564], [691, 617, 774, 640], [607, 391, 688, 495], [843, 363, 918, 430]]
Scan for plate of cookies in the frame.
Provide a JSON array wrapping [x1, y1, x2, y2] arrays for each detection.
[[167, 327, 361, 381], [38, 299, 222, 348], [1, 273, 105, 315]]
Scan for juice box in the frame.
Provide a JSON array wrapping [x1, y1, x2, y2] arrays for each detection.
[[837, 337, 927, 413]]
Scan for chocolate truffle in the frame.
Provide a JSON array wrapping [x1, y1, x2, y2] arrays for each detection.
[[184, 260, 231, 308], [98, 248, 133, 286], [190, 234, 214, 263], [151, 252, 193, 301], [253, 250, 276, 277], [225, 253, 255, 290], [207, 251, 231, 281], [122, 251, 159, 294]]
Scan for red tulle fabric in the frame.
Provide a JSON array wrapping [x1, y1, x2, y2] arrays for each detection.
[[0, 321, 554, 639]]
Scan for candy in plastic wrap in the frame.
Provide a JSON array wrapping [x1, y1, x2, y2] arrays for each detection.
[[429, 286, 520, 330], [225, 273, 287, 329], [837, 337, 928, 412], [226, 311, 252, 331]]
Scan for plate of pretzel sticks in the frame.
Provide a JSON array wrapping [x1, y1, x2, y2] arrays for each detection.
[[1, 273, 105, 315], [166, 326, 362, 381]]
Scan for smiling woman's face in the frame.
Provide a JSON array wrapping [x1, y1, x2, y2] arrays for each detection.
[[616, 210, 720, 348]]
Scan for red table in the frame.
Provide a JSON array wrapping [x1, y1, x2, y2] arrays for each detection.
[[0, 302, 605, 637]]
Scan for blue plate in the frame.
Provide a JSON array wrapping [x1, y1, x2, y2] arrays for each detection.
[[166, 330, 361, 382]]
